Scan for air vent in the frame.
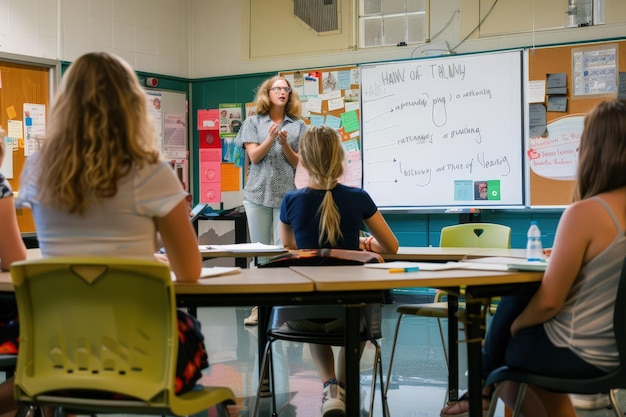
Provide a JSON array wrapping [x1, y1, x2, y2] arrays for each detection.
[[294, 0, 340, 33]]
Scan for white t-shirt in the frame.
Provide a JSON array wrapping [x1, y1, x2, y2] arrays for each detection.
[[18, 154, 187, 260]]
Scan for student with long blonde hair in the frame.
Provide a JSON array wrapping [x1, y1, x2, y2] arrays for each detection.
[[279, 125, 398, 417], [18, 52, 207, 395]]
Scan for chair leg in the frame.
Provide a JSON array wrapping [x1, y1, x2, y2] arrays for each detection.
[[384, 313, 404, 397], [14, 405, 34, 417], [487, 382, 528, 417], [610, 389, 623, 417], [268, 342, 278, 417], [486, 383, 503, 417], [214, 402, 231, 417], [511, 383, 528, 417], [435, 317, 449, 370], [368, 342, 377, 417], [374, 342, 388, 417], [250, 341, 273, 417]]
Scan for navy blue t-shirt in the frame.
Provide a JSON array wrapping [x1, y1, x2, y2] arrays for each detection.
[[280, 184, 378, 249]]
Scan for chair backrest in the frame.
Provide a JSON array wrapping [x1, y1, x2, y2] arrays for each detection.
[[439, 223, 511, 248], [11, 258, 178, 405]]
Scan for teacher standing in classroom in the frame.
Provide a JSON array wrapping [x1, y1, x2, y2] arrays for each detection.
[[234, 75, 307, 326]]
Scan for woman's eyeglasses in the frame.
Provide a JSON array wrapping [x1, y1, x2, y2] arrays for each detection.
[[270, 86, 291, 94]]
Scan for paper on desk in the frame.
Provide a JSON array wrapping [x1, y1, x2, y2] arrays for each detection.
[[364, 261, 461, 271], [458, 258, 547, 272], [200, 266, 241, 278], [201, 242, 285, 252], [171, 266, 241, 281]]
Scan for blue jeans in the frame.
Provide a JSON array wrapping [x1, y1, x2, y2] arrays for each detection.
[[243, 199, 281, 263], [483, 287, 605, 380]]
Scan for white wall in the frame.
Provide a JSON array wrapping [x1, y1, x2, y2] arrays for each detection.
[[1, 0, 626, 78], [0, 0, 190, 78], [189, 0, 626, 78]]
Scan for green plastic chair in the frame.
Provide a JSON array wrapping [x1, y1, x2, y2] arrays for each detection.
[[11, 257, 236, 417], [385, 223, 511, 404]]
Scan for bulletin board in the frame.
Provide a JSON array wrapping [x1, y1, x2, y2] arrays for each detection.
[[279, 66, 362, 188], [528, 40, 626, 206], [0, 60, 51, 233]]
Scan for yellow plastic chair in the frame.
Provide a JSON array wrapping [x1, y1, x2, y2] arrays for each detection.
[[11, 257, 236, 417], [384, 223, 511, 402]]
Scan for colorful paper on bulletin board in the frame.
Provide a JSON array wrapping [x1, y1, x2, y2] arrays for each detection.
[[200, 182, 220, 203], [325, 114, 341, 130], [309, 114, 324, 127], [6, 105, 17, 120], [232, 143, 245, 168], [221, 137, 238, 163], [340, 110, 360, 133], [199, 129, 220, 149], [199, 148, 221, 204], [23, 103, 46, 157], [221, 163, 241, 192], [245, 102, 257, 118], [342, 138, 361, 152], [198, 109, 219, 130], [338, 150, 362, 188], [219, 103, 242, 135]]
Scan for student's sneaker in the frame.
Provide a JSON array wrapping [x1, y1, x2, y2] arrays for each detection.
[[321, 379, 345, 417], [569, 393, 611, 410], [244, 306, 258, 326]]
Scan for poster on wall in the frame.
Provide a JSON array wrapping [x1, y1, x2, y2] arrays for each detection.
[[146, 91, 163, 146], [23, 103, 46, 157], [219, 103, 242, 163], [163, 113, 187, 159]]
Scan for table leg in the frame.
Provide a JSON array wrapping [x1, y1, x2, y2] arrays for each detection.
[[447, 292, 459, 404], [344, 304, 362, 417], [258, 305, 270, 380], [465, 296, 484, 417]]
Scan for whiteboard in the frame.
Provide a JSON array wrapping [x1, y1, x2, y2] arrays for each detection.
[[361, 50, 525, 211]]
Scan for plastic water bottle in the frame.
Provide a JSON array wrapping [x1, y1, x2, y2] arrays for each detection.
[[526, 221, 543, 261]]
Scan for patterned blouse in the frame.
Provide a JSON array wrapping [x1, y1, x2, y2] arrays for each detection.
[[234, 113, 307, 208]]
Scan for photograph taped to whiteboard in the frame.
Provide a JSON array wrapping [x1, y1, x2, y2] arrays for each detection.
[[360, 50, 525, 211]]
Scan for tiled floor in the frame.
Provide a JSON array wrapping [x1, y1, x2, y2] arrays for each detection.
[[196, 297, 624, 417]]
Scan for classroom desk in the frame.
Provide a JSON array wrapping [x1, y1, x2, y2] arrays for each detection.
[[290, 265, 543, 417], [1, 251, 540, 417]]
